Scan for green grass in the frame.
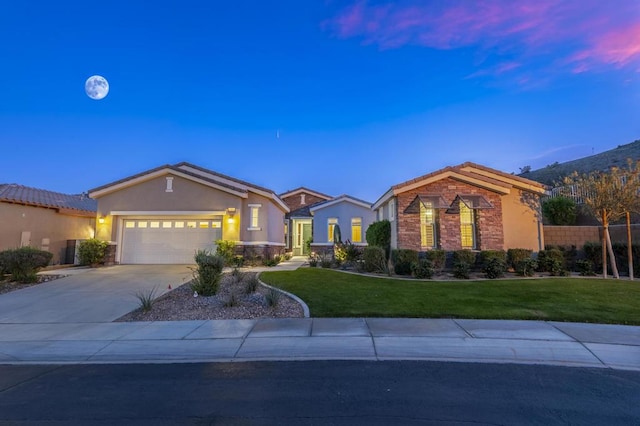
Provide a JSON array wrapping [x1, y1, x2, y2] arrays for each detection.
[[260, 268, 640, 325]]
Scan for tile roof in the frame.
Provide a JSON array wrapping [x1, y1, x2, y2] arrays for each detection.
[[0, 184, 97, 214]]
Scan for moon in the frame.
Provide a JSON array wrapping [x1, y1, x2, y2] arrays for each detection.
[[85, 75, 109, 100]]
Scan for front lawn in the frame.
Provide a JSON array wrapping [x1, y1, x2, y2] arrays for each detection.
[[260, 268, 640, 325]]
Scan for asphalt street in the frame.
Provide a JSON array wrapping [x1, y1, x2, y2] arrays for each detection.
[[1, 361, 639, 425]]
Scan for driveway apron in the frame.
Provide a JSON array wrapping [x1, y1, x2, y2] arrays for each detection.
[[0, 265, 193, 323]]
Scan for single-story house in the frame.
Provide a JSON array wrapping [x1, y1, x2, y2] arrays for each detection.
[[280, 187, 332, 256], [0, 184, 96, 264], [88, 162, 289, 264], [309, 195, 376, 253], [372, 162, 548, 252]]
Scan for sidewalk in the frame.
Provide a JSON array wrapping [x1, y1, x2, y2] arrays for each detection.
[[0, 318, 638, 370]]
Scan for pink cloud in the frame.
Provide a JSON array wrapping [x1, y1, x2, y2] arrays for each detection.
[[323, 0, 640, 79]]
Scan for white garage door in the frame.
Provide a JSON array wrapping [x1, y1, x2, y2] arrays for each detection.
[[121, 218, 223, 264]]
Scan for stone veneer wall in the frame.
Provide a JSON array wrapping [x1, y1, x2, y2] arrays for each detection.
[[282, 192, 329, 212], [396, 178, 504, 251], [234, 244, 284, 260]]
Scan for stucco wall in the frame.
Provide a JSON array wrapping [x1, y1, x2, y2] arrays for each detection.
[[312, 201, 376, 245], [502, 189, 544, 251], [0, 203, 95, 264], [239, 192, 285, 245], [95, 174, 243, 241]]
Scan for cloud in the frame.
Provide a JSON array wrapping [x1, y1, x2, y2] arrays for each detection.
[[323, 0, 640, 81]]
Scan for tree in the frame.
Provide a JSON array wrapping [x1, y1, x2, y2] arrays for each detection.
[[542, 196, 577, 225], [563, 160, 640, 279]]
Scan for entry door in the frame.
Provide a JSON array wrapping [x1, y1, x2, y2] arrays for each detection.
[[302, 223, 312, 255]]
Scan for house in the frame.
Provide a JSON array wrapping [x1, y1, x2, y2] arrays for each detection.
[[280, 187, 332, 256], [308, 195, 376, 254], [372, 162, 548, 252], [88, 162, 289, 264], [0, 184, 96, 264]]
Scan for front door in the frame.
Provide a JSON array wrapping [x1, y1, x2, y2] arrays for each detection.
[[292, 219, 313, 256]]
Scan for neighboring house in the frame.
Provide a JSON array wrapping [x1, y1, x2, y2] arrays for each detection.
[[280, 187, 332, 256], [309, 195, 376, 253], [0, 184, 96, 264], [88, 162, 289, 264], [372, 162, 548, 252]]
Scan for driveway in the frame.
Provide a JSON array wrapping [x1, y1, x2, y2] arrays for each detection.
[[0, 265, 192, 323]]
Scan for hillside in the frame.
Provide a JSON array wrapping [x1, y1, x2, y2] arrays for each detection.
[[521, 139, 640, 186]]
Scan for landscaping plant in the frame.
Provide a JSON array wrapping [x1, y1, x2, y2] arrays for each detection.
[[78, 238, 108, 266], [391, 249, 419, 275], [190, 250, 225, 296], [483, 257, 507, 279], [411, 259, 434, 279], [424, 250, 446, 273], [362, 246, 388, 274], [507, 249, 533, 270], [0, 247, 53, 283], [215, 240, 236, 266]]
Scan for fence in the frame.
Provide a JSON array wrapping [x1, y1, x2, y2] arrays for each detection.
[[544, 224, 640, 248]]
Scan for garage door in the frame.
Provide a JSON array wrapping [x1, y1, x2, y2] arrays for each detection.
[[121, 219, 223, 264]]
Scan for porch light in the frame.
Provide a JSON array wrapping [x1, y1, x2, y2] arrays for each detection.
[[98, 217, 106, 224]]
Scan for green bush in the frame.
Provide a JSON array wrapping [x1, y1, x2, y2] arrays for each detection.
[[582, 241, 603, 271], [453, 250, 477, 268], [424, 249, 446, 273], [411, 259, 433, 279], [480, 250, 507, 266], [262, 255, 282, 267], [453, 262, 471, 279], [365, 220, 391, 258], [537, 249, 565, 272], [0, 247, 53, 283], [191, 250, 225, 296], [576, 259, 596, 276], [515, 258, 538, 277], [506, 249, 532, 269], [215, 240, 236, 266], [362, 246, 388, 273], [335, 241, 361, 263], [391, 249, 419, 275], [78, 238, 108, 266], [483, 258, 507, 279], [542, 196, 577, 225]]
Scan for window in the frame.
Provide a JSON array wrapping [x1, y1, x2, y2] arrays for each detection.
[[351, 218, 362, 243], [389, 199, 395, 220], [248, 204, 261, 230], [125, 221, 135, 228], [328, 218, 338, 242], [211, 221, 221, 228], [150, 221, 160, 228], [138, 221, 148, 228], [300, 194, 306, 205], [199, 221, 209, 229], [187, 221, 196, 229], [174, 221, 185, 228], [420, 202, 437, 248], [460, 200, 477, 249], [162, 221, 172, 228]]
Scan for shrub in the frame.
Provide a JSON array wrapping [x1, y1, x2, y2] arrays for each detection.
[[243, 274, 260, 294], [422, 249, 447, 273], [576, 259, 596, 276], [424, 250, 446, 273], [265, 288, 281, 307], [231, 267, 244, 283], [453, 262, 471, 279], [335, 241, 361, 264], [134, 287, 158, 312], [583, 242, 604, 272], [542, 196, 577, 225], [362, 246, 388, 273], [507, 249, 533, 270], [190, 250, 225, 296], [308, 255, 318, 267], [0, 247, 53, 283], [453, 250, 477, 268], [232, 255, 245, 268], [483, 258, 507, 279], [365, 220, 391, 258], [411, 259, 433, 279], [223, 292, 240, 307], [215, 240, 236, 266], [537, 249, 565, 273], [515, 258, 538, 277], [319, 252, 332, 269], [479, 250, 507, 266], [78, 238, 108, 266], [262, 255, 282, 267], [391, 249, 419, 275]]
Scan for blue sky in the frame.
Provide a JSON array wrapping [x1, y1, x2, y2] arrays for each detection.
[[1, 0, 638, 202]]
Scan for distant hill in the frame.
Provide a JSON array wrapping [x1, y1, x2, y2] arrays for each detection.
[[520, 139, 640, 186]]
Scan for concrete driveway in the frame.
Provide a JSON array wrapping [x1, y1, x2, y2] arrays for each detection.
[[0, 265, 193, 324]]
